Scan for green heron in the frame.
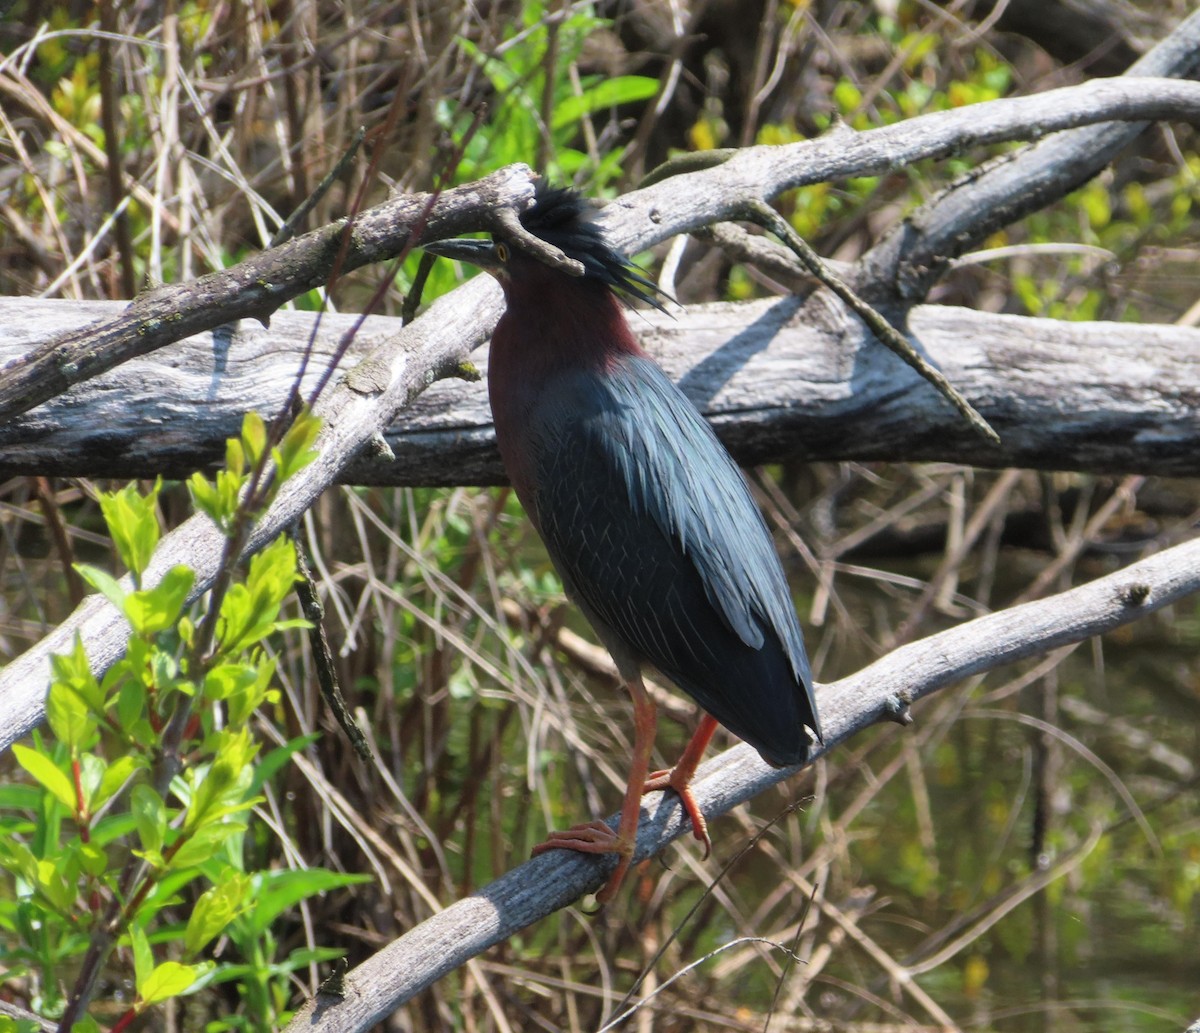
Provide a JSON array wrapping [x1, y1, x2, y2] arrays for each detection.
[[425, 185, 821, 902]]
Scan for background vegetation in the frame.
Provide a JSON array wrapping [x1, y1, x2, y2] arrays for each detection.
[[1, 1, 1198, 1030]]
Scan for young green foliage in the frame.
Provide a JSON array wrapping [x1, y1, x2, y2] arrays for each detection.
[[0, 409, 354, 1031], [188, 409, 320, 533], [96, 479, 163, 583]]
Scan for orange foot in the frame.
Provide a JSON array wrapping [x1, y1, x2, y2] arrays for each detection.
[[533, 821, 634, 903], [644, 766, 711, 858]]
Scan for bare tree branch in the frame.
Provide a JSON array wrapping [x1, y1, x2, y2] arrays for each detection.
[[281, 534, 1200, 1033], [603, 75, 1200, 254], [0, 166, 549, 424], [858, 9, 1200, 297], [2, 71, 1200, 431]]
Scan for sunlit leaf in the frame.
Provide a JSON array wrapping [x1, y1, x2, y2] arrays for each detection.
[[245, 868, 371, 936], [97, 479, 163, 577], [75, 564, 126, 610], [123, 565, 195, 635], [138, 960, 204, 1003], [12, 745, 75, 810], [184, 872, 251, 956], [131, 783, 166, 858], [550, 75, 659, 130]]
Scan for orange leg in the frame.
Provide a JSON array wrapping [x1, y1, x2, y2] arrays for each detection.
[[532, 674, 657, 903], [644, 713, 718, 858]]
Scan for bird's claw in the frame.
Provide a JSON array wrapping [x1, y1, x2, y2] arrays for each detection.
[[645, 767, 711, 859], [532, 820, 625, 855], [533, 820, 635, 904]]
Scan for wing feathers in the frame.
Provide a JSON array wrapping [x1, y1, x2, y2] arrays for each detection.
[[526, 358, 820, 759]]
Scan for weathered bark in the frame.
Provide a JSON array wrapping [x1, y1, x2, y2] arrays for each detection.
[[3, 294, 1200, 483], [859, 16, 1200, 298]]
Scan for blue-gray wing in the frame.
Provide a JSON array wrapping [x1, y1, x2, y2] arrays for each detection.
[[526, 356, 820, 764]]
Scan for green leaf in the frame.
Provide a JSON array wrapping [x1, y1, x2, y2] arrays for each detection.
[[49, 635, 104, 711], [75, 563, 126, 610], [187, 472, 222, 524], [246, 868, 371, 935], [1079, 182, 1112, 230], [189, 466, 247, 533], [250, 733, 319, 794], [0, 839, 40, 883], [184, 729, 257, 832], [240, 411, 268, 467], [248, 536, 300, 608], [131, 783, 166, 858], [97, 479, 163, 577], [202, 663, 258, 703], [203, 656, 276, 726], [123, 565, 195, 635], [272, 618, 311, 632], [35, 856, 75, 912], [91, 810, 138, 847], [0, 784, 41, 811], [150, 648, 181, 692], [214, 584, 254, 653], [273, 945, 346, 972], [76, 752, 106, 814], [79, 841, 108, 878], [12, 745, 75, 810], [272, 408, 321, 482], [216, 537, 299, 654], [116, 678, 147, 732], [231, 657, 277, 726], [45, 676, 96, 753], [139, 960, 203, 1004], [167, 819, 248, 870], [551, 75, 659, 130], [184, 871, 251, 956], [225, 436, 246, 477], [833, 77, 862, 114]]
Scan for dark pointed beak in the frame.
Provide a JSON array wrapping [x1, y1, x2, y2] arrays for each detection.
[[422, 237, 502, 273]]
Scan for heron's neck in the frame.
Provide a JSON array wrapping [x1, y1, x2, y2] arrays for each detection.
[[493, 270, 643, 375], [487, 271, 644, 505]]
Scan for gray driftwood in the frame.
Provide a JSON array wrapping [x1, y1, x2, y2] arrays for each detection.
[[0, 169, 581, 424], [3, 294, 1199, 482], [2, 74, 1200, 431]]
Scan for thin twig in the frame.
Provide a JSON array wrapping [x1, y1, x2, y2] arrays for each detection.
[[293, 532, 370, 760], [270, 127, 366, 248], [737, 197, 1001, 446]]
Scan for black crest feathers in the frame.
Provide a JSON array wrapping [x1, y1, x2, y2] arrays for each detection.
[[515, 184, 668, 312]]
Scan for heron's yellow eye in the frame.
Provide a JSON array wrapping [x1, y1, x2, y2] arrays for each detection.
[[495, 241, 510, 263]]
